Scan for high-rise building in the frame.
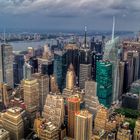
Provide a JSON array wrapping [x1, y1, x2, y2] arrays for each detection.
[[133, 51, 139, 81], [32, 73, 49, 113], [134, 118, 140, 140], [91, 52, 102, 81], [104, 37, 120, 102], [43, 94, 64, 128], [23, 79, 39, 124], [94, 106, 108, 131], [38, 58, 54, 76], [67, 95, 80, 138], [79, 64, 91, 89], [0, 44, 13, 87], [84, 80, 99, 115], [39, 121, 59, 140], [29, 57, 38, 73], [50, 75, 59, 94], [117, 122, 132, 140], [54, 51, 63, 90], [79, 27, 92, 89], [96, 61, 113, 108], [75, 110, 92, 140], [2, 107, 24, 140], [118, 61, 125, 98], [64, 43, 79, 78], [0, 83, 13, 109], [13, 54, 24, 86], [62, 64, 75, 99], [0, 128, 10, 140]]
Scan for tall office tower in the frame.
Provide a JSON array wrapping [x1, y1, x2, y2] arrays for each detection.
[[38, 58, 54, 76], [104, 37, 120, 102], [90, 38, 103, 53], [54, 51, 63, 90], [94, 106, 108, 131], [0, 44, 13, 87], [62, 64, 75, 99], [23, 62, 32, 79], [0, 128, 10, 140], [123, 61, 129, 93], [84, 80, 99, 115], [124, 51, 134, 85], [118, 61, 125, 98], [134, 118, 140, 140], [117, 123, 132, 140], [75, 110, 92, 140], [43, 94, 64, 128], [39, 122, 59, 140], [79, 64, 91, 89], [96, 61, 113, 108], [0, 83, 13, 109], [50, 75, 59, 93], [91, 52, 102, 80], [67, 95, 80, 138], [32, 73, 49, 113], [64, 43, 79, 78], [66, 64, 75, 90], [13, 54, 24, 86], [2, 107, 24, 140], [133, 51, 139, 81], [29, 57, 38, 73], [23, 79, 39, 124], [79, 27, 92, 89]]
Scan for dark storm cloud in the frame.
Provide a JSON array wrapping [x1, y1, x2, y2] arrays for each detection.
[[0, 0, 140, 30]]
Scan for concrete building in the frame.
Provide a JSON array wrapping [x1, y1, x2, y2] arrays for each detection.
[[75, 110, 92, 140], [67, 95, 80, 138], [134, 118, 140, 140], [0, 44, 13, 87], [84, 80, 99, 115], [0, 128, 10, 140], [32, 73, 49, 113], [79, 64, 91, 89], [43, 94, 64, 128], [23, 79, 39, 124], [39, 121, 59, 140], [2, 107, 24, 140]]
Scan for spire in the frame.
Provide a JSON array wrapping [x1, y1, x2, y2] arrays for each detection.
[[84, 26, 87, 48], [112, 16, 115, 41], [3, 28, 6, 44]]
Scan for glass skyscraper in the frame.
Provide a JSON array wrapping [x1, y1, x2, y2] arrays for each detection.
[[0, 44, 13, 87]]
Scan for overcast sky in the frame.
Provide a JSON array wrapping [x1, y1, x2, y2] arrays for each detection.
[[0, 0, 140, 31]]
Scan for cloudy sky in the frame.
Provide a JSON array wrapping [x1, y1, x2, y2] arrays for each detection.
[[0, 0, 140, 31]]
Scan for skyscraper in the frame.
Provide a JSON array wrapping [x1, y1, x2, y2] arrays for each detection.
[[79, 26, 92, 89], [96, 61, 113, 108], [134, 118, 140, 140], [0, 44, 13, 87], [2, 107, 24, 140], [23, 62, 32, 80], [32, 73, 49, 113], [13, 54, 24, 86], [84, 80, 99, 115], [43, 94, 64, 128], [63, 64, 75, 99], [75, 110, 92, 140], [54, 51, 63, 90], [67, 95, 80, 138], [50, 75, 59, 93], [23, 79, 39, 124]]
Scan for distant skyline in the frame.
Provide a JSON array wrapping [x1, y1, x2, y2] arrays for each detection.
[[0, 0, 140, 31]]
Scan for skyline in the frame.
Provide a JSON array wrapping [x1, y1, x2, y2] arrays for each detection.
[[0, 0, 140, 31]]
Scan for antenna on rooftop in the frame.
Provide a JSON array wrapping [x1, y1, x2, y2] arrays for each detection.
[[3, 28, 6, 44]]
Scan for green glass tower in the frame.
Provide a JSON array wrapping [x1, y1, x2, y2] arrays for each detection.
[[96, 61, 113, 108]]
